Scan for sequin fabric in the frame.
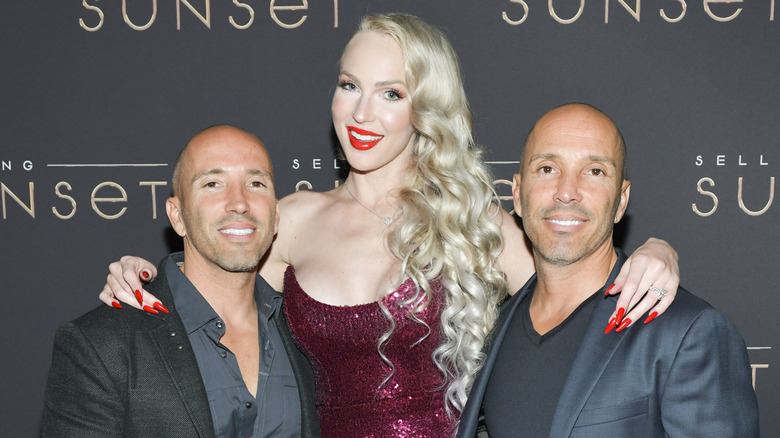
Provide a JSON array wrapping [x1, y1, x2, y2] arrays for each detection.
[[283, 266, 454, 437]]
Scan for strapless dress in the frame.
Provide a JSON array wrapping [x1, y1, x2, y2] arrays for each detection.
[[283, 266, 454, 437]]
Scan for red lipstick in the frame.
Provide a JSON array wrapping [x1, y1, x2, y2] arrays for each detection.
[[348, 126, 383, 150]]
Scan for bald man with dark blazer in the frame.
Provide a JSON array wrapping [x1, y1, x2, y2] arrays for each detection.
[[42, 126, 320, 437], [457, 104, 758, 437]]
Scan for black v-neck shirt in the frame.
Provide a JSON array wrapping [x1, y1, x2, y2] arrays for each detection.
[[483, 288, 601, 437]]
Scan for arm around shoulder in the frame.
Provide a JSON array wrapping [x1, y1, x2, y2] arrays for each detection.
[[258, 192, 302, 291], [493, 206, 535, 293], [260, 190, 324, 291]]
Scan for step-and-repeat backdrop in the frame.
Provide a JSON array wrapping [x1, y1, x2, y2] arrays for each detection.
[[1, 1, 776, 435]]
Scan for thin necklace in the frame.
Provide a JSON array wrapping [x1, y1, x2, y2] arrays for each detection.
[[344, 184, 393, 225]]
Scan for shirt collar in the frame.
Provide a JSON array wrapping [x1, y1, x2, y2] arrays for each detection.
[[165, 252, 282, 335], [255, 273, 283, 325]]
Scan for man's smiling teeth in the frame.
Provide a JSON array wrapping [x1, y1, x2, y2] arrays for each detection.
[[350, 130, 382, 142], [547, 219, 584, 226], [221, 228, 253, 235]]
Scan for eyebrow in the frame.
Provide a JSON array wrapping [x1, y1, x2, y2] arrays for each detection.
[[340, 71, 406, 88], [191, 168, 272, 184], [529, 153, 616, 167]]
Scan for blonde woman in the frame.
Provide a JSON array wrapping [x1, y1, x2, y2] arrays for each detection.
[[100, 13, 679, 437]]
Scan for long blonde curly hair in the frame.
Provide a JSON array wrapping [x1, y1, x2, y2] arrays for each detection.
[[347, 13, 507, 415]]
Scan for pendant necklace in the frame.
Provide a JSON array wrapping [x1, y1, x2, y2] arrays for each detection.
[[345, 184, 394, 225]]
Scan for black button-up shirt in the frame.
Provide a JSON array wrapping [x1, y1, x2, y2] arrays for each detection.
[[166, 253, 301, 438]]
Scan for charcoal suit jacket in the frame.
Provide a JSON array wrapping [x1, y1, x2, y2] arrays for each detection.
[[41, 256, 320, 437], [458, 250, 759, 437]]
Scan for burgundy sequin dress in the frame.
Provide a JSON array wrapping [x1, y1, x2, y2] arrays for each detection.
[[283, 266, 455, 437]]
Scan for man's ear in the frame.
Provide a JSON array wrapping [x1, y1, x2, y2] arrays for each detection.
[[166, 197, 187, 237], [512, 173, 523, 218], [614, 180, 631, 223]]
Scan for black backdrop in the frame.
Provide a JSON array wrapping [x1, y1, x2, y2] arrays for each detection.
[[1, 1, 777, 435]]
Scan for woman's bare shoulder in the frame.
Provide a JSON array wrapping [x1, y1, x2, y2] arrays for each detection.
[[262, 189, 338, 288], [280, 189, 335, 207], [279, 189, 337, 221]]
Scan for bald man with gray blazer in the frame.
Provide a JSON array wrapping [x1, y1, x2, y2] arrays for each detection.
[[458, 104, 758, 437]]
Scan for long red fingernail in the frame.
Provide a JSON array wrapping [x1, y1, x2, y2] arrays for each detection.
[[141, 271, 150, 280], [111, 301, 122, 309], [644, 311, 658, 324], [616, 318, 632, 332], [135, 289, 143, 304], [142, 305, 159, 315], [604, 317, 618, 334], [153, 302, 169, 314], [604, 284, 615, 297], [616, 307, 625, 324]]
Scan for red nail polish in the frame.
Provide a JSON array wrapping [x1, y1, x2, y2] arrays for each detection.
[[616, 307, 625, 323], [604, 284, 615, 297], [616, 318, 632, 332], [153, 302, 169, 314], [644, 311, 658, 324], [111, 301, 122, 309], [604, 317, 618, 334], [135, 289, 143, 305], [141, 271, 150, 280], [142, 305, 159, 315]]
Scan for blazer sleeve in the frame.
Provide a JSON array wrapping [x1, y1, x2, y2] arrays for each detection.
[[660, 307, 759, 437], [41, 321, 124, 437]]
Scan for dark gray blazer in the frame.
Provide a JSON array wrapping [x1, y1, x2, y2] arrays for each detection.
[[41, 257, 320, 438], [458, 251, 759, 437]]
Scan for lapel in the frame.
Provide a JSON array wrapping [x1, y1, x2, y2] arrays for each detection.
[[143, 257, 216, 438], [547, 250, 629, 438]]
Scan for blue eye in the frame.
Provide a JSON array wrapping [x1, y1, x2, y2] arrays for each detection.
[[384, 89, 403, 101], [339, 81, 358, 92]]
